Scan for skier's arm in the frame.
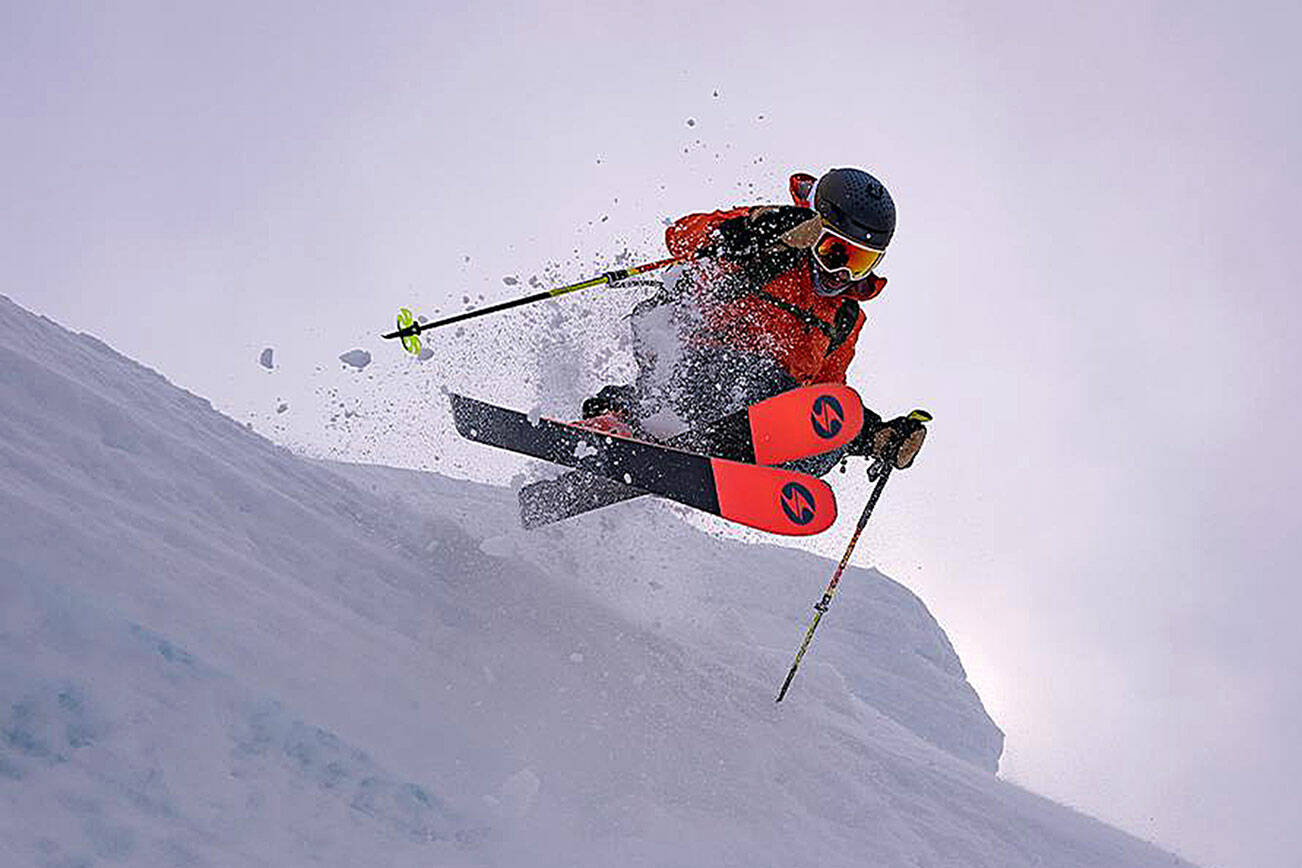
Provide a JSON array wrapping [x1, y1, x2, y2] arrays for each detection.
[[665, 206, 815, 264], [664, 208, 752, 258], [708, 206, 817, 263]]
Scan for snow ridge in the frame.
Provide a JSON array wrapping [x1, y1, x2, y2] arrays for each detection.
[[0, 295, 1195, 867]]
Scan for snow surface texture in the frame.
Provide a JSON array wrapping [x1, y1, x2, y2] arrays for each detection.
[[0, 295, 1195, 867]]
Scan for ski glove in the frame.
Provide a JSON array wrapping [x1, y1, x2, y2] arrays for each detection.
[[698, 206, 820, 290], [776, 213, 824, 250], [708, 206, 819, 260], [848, 410, 928, 470]]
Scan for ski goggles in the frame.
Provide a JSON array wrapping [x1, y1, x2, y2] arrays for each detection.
[[811, 226, 885, 281]]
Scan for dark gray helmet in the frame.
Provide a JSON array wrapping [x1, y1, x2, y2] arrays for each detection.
[[813, 168, 895, 249]]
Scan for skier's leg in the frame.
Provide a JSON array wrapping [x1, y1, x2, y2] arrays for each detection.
[[579, 269, 690, 431], [666, 345, 798, 429]]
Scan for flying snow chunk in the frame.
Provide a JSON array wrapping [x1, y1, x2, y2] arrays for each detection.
[[417, 347, 434, 362], [258, 347, 274, 369], [574, 441, 598, 460], [338, 349, 372, 370], [502, 275, 519, 286]]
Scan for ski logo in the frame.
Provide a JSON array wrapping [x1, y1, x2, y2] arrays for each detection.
[[810, 395, 845, 440], [780, 481, 818, 526]]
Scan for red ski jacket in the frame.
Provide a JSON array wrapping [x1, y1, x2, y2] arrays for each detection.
[[664, 206, 883, 385]]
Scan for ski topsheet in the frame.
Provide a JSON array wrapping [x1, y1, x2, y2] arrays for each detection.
[[519, 384, 863, 528], [741, 383, 864, 465], [449, 393, 839, 536]]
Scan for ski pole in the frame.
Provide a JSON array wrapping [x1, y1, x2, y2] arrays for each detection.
[[381, 255, 684, 353], [775, 409, 932, 703]]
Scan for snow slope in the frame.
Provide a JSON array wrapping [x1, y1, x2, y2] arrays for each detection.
[[0, 294, 1195, 867]]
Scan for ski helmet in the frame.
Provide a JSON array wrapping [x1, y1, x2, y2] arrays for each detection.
[[813, 168, 895, 250]]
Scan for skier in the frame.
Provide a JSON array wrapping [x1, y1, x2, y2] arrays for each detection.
[[580, 167, 926, 474]]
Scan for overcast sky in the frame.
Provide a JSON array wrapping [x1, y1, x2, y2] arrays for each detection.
[[4, 3, 1300, 866]]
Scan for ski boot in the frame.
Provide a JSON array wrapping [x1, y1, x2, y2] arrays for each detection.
[[575, 384, 640, 438]]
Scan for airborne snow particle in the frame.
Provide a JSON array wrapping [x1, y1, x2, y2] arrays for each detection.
[[275, 402, 289, 414], [685, 117, 696, 127], [417, 347, 434, 362], [258, 348, 274, 369], [503, 276, 519, 286], [338, 349, 371, 370]]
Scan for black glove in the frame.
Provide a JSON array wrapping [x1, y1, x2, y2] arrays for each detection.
[[708, 206, 816, 258], [704, 207, 813, 286], [847, 410, 928, 469]]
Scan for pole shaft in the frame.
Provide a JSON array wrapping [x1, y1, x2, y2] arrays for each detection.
[[381, 255, 682, 340], [775, 464, 893, 702], [381, 289, 552, 339]]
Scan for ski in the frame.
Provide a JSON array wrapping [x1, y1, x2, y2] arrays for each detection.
[[449, 393, 839, 536], [519, 384, 864, 528]]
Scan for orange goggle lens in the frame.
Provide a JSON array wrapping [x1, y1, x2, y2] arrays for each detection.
[[812, 229, 884, 280]]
